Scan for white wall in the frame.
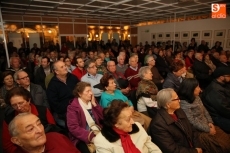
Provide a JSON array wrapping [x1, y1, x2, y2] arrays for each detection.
[[138, 17, 230, 50]]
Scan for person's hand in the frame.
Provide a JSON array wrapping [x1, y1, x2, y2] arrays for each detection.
[[91, 94, 97, 107], [209, 123, 216, 135], [130, 106, 134, 113], [160, 79, 164, 83], [196, 148, 203, 153]]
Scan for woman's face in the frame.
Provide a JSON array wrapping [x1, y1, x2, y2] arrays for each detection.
[[143, 69, 153, 80], [167, 91, 180, 112], [95, 58, 102, 66], [64, 58, 71, 66], [115, 107, 134, 133], [79, 86, 93, 102], [159, 50, 164, 57], [4, 75, 14, 86], [194, 85, 201, 96], [10, 95, 31, 113], [106, 79, 117, 92]]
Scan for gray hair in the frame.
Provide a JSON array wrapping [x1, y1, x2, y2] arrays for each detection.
[[117, 55, 124, 62], [8, 113, 33, 137], [138, 66, 151, 79], [84, 59, 95, 69], [107, 60, 115, 66], [157, 88, 174, 109], [9, 56, 20, 65], [146, 55, 154, 64], [13, 70, 27, 81]]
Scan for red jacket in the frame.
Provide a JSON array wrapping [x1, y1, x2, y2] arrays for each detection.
[[72, 67, 87, 80], [3, 104, 55, 153], [13, 132, 81, 153]]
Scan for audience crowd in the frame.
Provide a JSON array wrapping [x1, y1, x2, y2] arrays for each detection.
[[0, 38, 230, 153]]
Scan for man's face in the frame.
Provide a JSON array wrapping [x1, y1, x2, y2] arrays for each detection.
[[107, 61, 116, 73], [99, 53, 105, 61], [50, 52, 55, 59], [129, 58, 137, 68], [118, 56, 125, 65], [41, 58, 49, 69], [220, 55, 227, 63], [223, 75, 230, 83], [17, 71, 30, 87], [87, 62, 97, 75], [55, 61, 68, 76], [76, 58, 84, 68], [11, 58, 20, 69], [88, 52, 94, 59], [11, 114, 46, 150]]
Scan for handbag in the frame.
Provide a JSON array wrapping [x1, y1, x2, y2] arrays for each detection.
[[87, 124, 101, 153]]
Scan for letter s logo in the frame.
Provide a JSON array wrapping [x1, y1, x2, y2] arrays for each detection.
[[212, 4, 220, 13]]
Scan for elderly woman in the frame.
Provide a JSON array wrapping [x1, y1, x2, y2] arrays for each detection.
[[67, 81, 103, 153], [178, 78, 230, 153], [136, 66, 158, 116], [162, 59, 186, 92], [100, 73, 151, 130], [0, 71, 16, 101], [149, 88, 203, 153], [94, 100, 162, 153], [3, 87, 55, 153], [95, 56, 107, 75]]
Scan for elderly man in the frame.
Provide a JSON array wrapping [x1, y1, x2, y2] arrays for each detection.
[[9, 113, 80, 153], [146, 55, 164, 90], [81, 59, 103, 101], [116, 55, 128, 74], [47, 61, 79, 127], [202, 67, 230, 133], [107, 61, 130, 95], [124, 56, 141, 90], [192, 52, 212, 89], [218, 54, 230, 67], [14, 70, 49, 108], [34, 56, 52, 90], [7, 57, 28, 74], [72, 56, 86, 80]]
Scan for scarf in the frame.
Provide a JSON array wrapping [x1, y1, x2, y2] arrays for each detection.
[[136, 79, 158, 101], [113, 127, 141, 153]]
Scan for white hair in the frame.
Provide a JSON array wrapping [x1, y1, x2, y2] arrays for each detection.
[[157, 88, 174, 109], [138, 66, 151, 79]]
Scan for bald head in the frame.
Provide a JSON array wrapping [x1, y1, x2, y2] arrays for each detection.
[[220, 54, 227, 63]]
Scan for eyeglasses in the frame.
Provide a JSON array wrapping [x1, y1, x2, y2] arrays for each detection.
[[171, 98, 180, 102], [11, 101, 26, 108], [18, 76, 29, 80], [89, 65, 96, 68]]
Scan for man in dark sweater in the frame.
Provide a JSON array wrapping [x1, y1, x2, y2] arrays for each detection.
[[46, 61, 79, 128]]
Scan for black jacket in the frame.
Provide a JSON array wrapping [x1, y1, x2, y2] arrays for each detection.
[[192, 59, 211, 80], [201, 80, 230, 119], [30, 83, 49, 108], [162, 73, 182, 92], [149, 108, 201, 153], [35, 66, 51, 90], [46, 73, 79, 114]]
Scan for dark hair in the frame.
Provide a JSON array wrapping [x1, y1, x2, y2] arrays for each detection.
[[73, 81, 91, 97], [100, 73, 114, 90], [42, 56, 50, 63], [178, 78, 199, 103], [75, 56, 82, 65], [1, 71, 13, 83], [84, 59, 95, 69], [5, 87, 32, 105], [64, 57, 70, 62], [103, 100, 129, 127], [170, 59, 185, 72]]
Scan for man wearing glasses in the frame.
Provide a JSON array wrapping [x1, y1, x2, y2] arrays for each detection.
[[14, 70, 49, 108]]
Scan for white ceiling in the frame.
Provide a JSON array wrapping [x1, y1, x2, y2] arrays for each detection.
[[1, 0, 229, 24]]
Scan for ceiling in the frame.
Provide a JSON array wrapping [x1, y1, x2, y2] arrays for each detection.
[[1, 0, 229, 23]]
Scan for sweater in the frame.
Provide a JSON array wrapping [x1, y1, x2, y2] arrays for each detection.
[[100, 89, 133, 108], [124, 66, 141, 90]]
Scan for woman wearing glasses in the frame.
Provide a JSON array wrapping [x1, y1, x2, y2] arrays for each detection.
[[178, 78, 230, 153], [2, 87, 56, 153], [149, 88, 203, 153]]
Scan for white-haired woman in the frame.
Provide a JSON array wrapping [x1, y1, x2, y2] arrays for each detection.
[[149, 88, 203, 153], [136, 66, 158, 116]]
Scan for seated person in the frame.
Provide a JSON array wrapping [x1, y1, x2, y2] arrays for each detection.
[[67, 81, 103, 153], [99, 73, 151, 130], [201, 67, 230, 133], [3, 87, 56, 153], [116, 55, 128, 75], [149, 88, 203, 153], [107, 61, 130, 95], [14, 70, 49, 108], [95, 56, 107, 75], [136, 66, 158, 116], [94, 100, 161, 153], [81, 59, 103, 101], [0, 71, 16, 100], [8, 113, 80, 153], [163, 59, 186, 92], [178, 78, 230, 153], [72, 56, 87, 80]]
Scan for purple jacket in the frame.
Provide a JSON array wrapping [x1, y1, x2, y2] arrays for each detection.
[[67, 98, 103, 145]]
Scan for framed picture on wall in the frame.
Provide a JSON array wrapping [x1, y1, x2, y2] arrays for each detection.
[[213, 40, 224, 48], [157, 33, 164, 39], [174, 32, 180, 39], [151, 33, 156, 40], [165, 32, 171, 39], [202, 30, 212, 39], [181, 31, 190, 39], [205, 40, 212, 48], [226, 39, 230, 48], [228, 29, 230, 38], [214, 30, 226, 39], [191, 31, 200, 39]]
